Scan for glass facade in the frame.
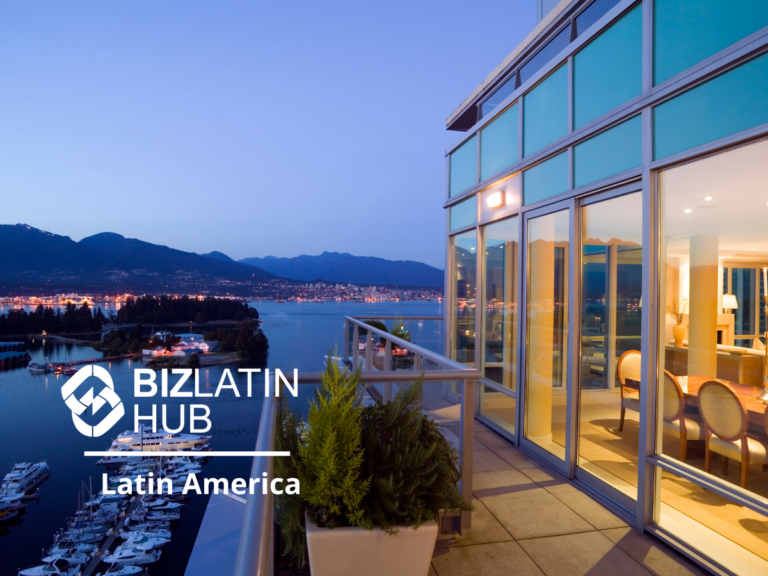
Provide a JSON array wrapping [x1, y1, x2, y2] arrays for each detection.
[[445, 6, 768, 574], [450, 135, 477, 197], [654, 0, 768, 86], [523, 64, 568, 157], [573, 4, 642, 129], [578, 192, 643, 500], [480, 103, 518, 181], [523, 152, 568, 206], [450, 196, 477, 231], [451, 230, 477, 367], [574, 116, 642, 187], [524, 209, 569, 460], [480, 217, 519, 434], [654, 52, 768, 160]]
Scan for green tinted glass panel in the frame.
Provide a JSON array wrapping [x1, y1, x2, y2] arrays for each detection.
[[481, 104, 519, 181], [574, 5, 642, 129], [654, 53, 768, 160], [654, 0, 768, 86], [450, 196, 477, 231], [450, 136, 477, 197], [574, 116, 641, 187], [524, 64, 568, 157], [523, 152, 568, 205]]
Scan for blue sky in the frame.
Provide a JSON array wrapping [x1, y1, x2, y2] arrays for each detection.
[[0, 1, 535, 269]]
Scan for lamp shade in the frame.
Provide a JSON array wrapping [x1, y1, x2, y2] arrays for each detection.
[[723, 294, 738, 310]]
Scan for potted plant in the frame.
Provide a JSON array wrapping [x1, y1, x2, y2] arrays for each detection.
[[667, 295, 688, 347], [274, 360, 469, 575]]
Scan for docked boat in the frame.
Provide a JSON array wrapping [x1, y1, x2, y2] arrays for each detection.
[[2, 461, 49, 494], [119, 527, 171, 540], [119, 533, 170, 549], [102, 546, 161, 565], [47, 539, 97, 556], [124, 520, 170, 532], [41, 550, 91, 565], [1, 492, 26, 512], [131, 507, 180, 522], [28, 362, 52, 374], [0, 501, 18, 523], [108, 426, 210, 452], [143, 498, 181, 510], [96, 565, 146, 576], [18, 559, 83, 576]]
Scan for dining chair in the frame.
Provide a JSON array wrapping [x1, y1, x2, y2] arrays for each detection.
[[698, 380, 768, 489], [617, 350, 641, 432], [661, 370, 702, 461]]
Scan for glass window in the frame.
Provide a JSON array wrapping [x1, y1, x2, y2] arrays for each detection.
[[578, 192, 642, 500], [654, 52, 768, 160], [654, 0, 768, 86], [482, 217, 519, 388], [575, 0, 622, 37], [450, 136, 478, 197], [573, 5, 642, 129], [451, 230, 477, 367], [654, 466, 768, 575], [480, 74, 517, 119], [481, 103, 519, 181], [450, 196, 477, 231], [523, 152, 568, 206], [480, 216, 519, 435], [525, 209, 569, 460], [657, 141, 768, 569], [574, 116, 642, 187], [519, 27, 571, 86], [523, 64, 568, 157]]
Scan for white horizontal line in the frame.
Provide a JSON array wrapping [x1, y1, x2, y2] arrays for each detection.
[[83, 451, 290, 457]]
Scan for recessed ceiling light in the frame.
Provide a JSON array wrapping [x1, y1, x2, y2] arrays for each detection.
[[684, 208, 692, 214], [704, 196, 713, 201]]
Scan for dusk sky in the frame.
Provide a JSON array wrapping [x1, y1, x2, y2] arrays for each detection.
[[0, 1, 535, 269]]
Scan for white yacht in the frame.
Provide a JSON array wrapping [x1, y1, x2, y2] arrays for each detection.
[[102, 546, 161, 565], [97, 565, 146, 576], [111, 426, 210, 451], [41, 550, 91, 565], [1, 462, 49, 495], [18, 559, 83, 576]]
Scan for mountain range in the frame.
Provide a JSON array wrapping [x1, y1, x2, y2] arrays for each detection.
[[0, 224, 443, 294], [236, 253, 443, 288]]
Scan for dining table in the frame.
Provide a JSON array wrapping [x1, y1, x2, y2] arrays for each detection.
[[677, 375, 767, 427]]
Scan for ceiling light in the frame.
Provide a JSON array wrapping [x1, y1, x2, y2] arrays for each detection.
[[684, 208, 692, 214], [486, 191, 505, 209], [704, 196, 713, 201]]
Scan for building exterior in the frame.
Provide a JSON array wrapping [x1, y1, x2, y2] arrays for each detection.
[[444, 1, 768, 574]]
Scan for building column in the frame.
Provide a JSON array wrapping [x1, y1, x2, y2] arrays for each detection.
[[688, 236, 719, 378]]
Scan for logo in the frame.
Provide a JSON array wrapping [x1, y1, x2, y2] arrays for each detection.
[[61, 365, 125, 437]]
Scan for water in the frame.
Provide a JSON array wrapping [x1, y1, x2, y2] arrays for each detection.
[[0, 301, 442, 575]]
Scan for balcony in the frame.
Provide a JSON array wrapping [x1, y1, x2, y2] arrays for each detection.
[[185, 316, 703, 576]]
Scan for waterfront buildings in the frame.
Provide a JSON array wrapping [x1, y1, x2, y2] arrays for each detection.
[[444, 1, 768, 574]]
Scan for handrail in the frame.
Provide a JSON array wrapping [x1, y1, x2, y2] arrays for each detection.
[[346, 316, 467, 371], [233, 393, 277, 576], [293, 369, 480, 383], [354, 315, 443, 320]]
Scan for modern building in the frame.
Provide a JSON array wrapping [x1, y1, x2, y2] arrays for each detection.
[[444, 0, 768, 574]]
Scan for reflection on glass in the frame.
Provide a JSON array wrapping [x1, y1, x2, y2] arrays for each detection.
[[519, 27, 570, 86], [575, 0, 622, 37], [655, 466, 768, 574], [480, 217, 519, 434], [658, 140, 768, 556], [578, 192, 642, 499], [452, 231, 477, 366], [480, 74, 517, 119], [525, 209, 569, 459]]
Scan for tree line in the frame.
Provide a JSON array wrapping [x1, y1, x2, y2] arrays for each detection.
[[0, 303, 105, 335], [117, 295, 258, 325]]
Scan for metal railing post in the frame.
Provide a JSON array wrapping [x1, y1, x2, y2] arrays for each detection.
[[383, 340, 392, 402], [365, 329, 373, 372], [459, 377, 475, 530], [234, 395, 277, 576], [414, 354, 422, 371], [352, 324, 360, 368], [343, 318, 350, 365]]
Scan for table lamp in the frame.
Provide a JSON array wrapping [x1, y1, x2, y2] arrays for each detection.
[[722, 293, 738, 313]]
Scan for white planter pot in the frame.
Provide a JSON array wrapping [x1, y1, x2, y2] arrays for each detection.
[[305, 512, 438, 576]]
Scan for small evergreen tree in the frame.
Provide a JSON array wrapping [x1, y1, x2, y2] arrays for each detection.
[[298, 360, 370, 529]]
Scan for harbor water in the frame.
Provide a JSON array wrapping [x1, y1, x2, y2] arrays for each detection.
[[0, 300, 442, 575]]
